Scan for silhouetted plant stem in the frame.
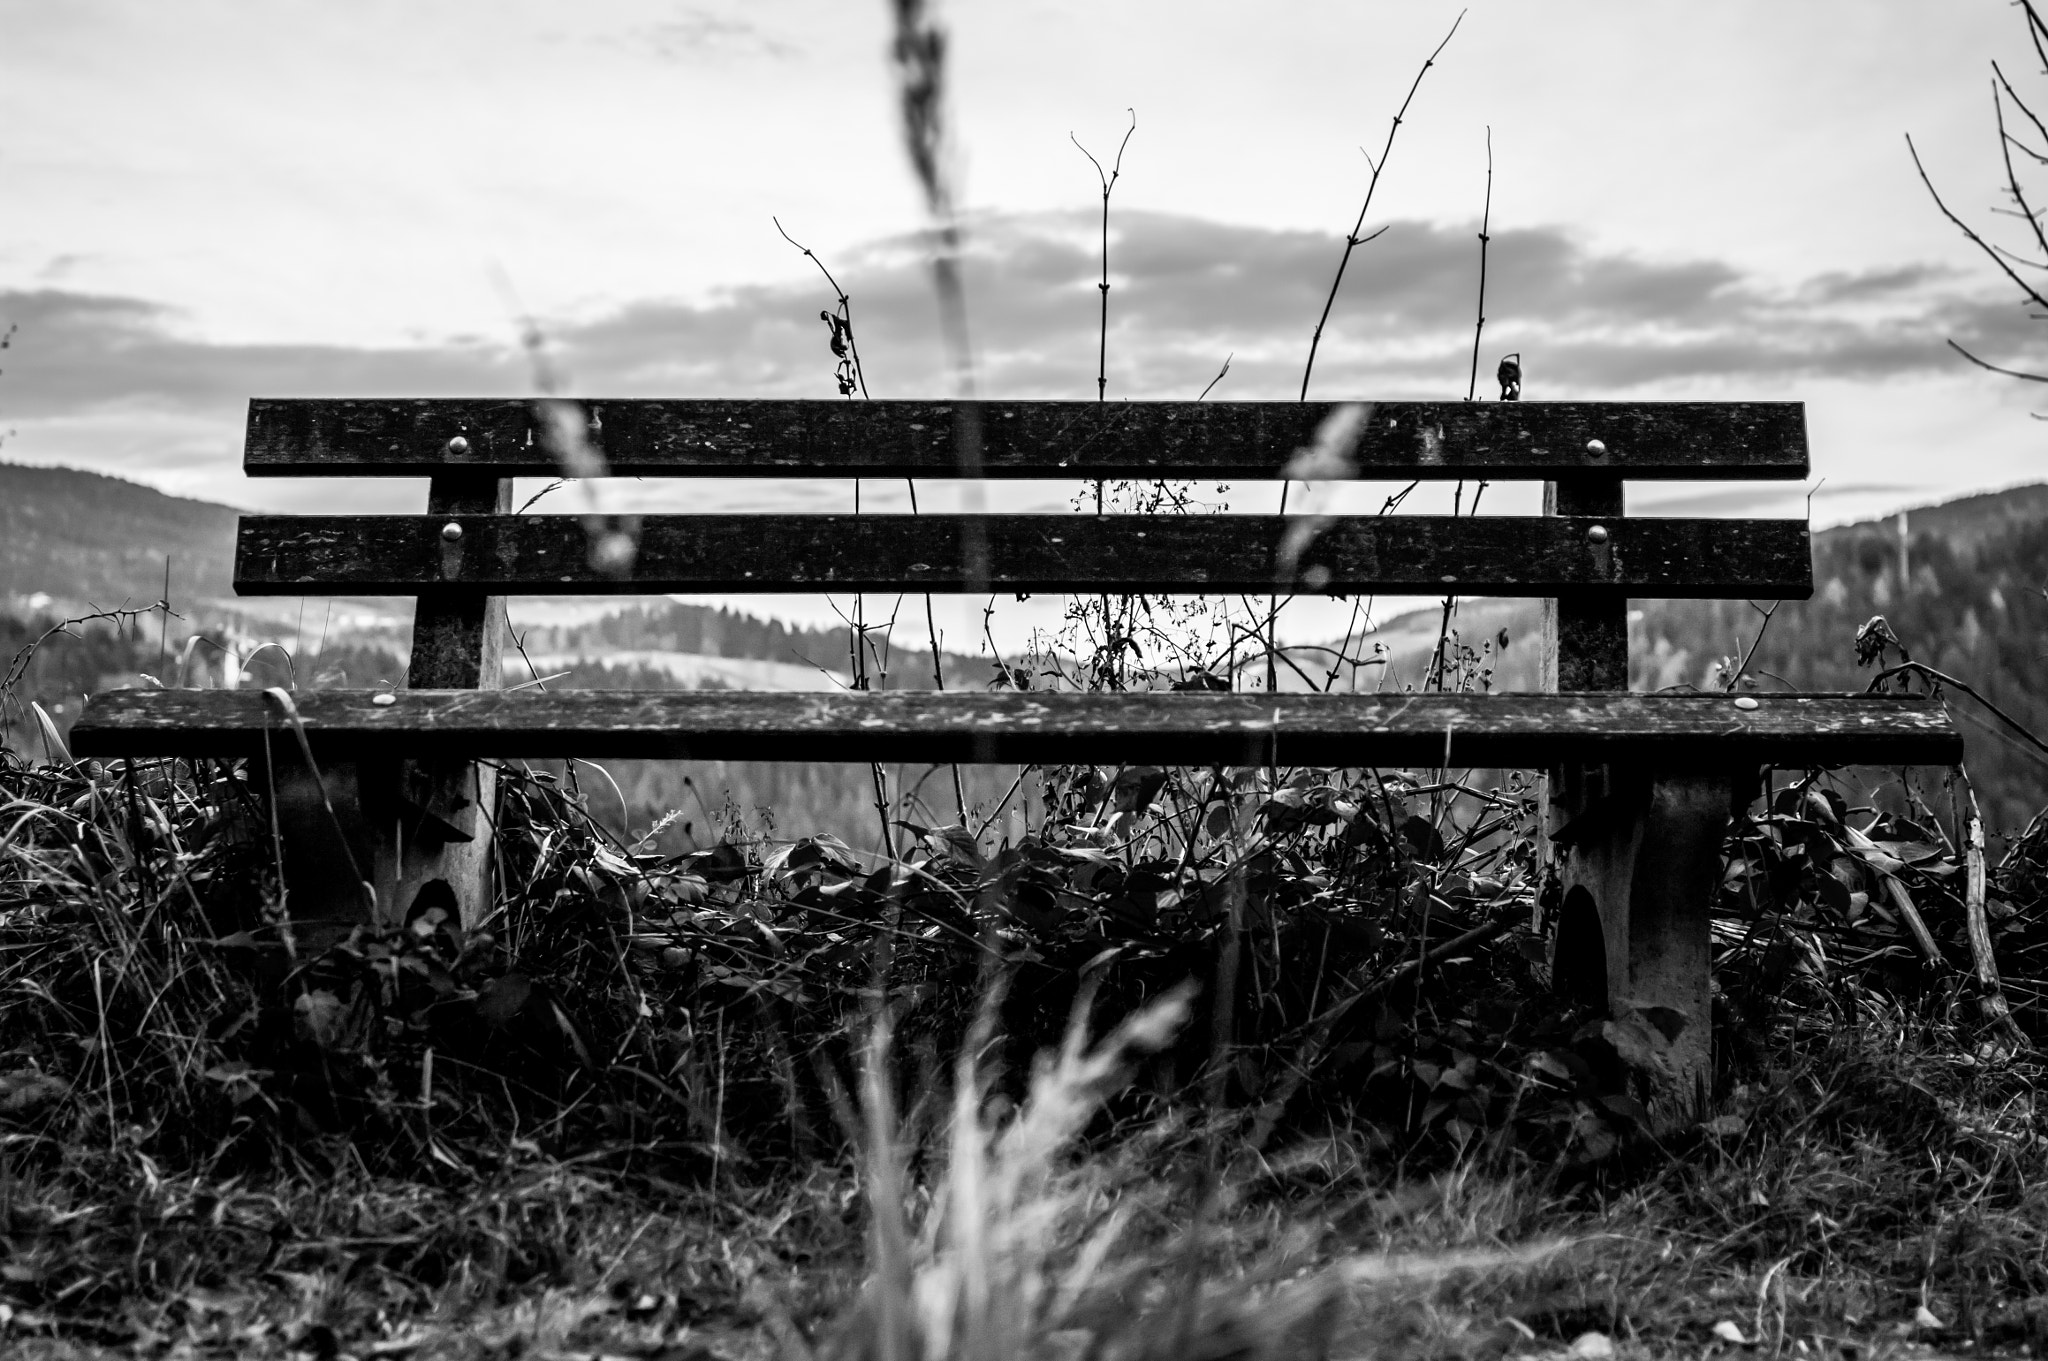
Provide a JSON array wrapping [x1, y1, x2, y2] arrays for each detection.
[[1299, 10, 1463, 401], [773, 216, 870, 401], [1281, 15, 1459, 692], [1196, 353, 1232, 401], [1430, 125, 1497, 692], [1073, 109, 1136, 404], [1466, 127, 1493, 402], [1075, 114, 1136, 652], [772, 216, 900, 840]]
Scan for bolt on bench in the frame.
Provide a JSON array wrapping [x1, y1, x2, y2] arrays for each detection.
[[72, 398, 1962, 1112]]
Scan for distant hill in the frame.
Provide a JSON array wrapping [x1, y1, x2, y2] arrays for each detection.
[[0, 461, 240, 609], [0, 460, 984, 683]]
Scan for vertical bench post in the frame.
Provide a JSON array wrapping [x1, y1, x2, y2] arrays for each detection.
[[1544, 471, 1727, 1124], [1540, 475, 1626, 690], [368, 470, 511, 930]]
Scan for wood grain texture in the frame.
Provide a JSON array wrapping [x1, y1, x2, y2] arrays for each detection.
[[242, 399, 1810, 481], [408, 475, 511, 689], [234, 513, 1813, 598], [1560, 768, 1732, 1126], [72, 689, 1963, 768], [1544, 476, 1629, 691]]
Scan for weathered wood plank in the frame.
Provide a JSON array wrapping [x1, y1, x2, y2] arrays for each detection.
[[234, 514, 1813, 598], [72, 690, 1963, 769], [243, 399, 1811, 481]]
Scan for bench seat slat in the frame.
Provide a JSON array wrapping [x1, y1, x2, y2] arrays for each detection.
[[235, 514, 1812, 598], [244, 399, 1810, 481], [71, 690, 1960, 769]]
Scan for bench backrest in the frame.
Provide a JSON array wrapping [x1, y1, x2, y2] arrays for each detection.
[[233, 398, 1812, 696]]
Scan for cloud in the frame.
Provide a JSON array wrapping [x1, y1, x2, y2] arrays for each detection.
[[623, 6, 800, 61], [0, 289, 510, 419], [4, 208, 2044, 431]]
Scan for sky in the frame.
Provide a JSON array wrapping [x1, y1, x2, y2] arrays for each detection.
[[5, 0, 2048, 641]]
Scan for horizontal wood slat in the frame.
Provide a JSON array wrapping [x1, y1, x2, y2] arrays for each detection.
[[243, 399, 1810, 481], [234, 514, 1812, 598], [71, 689, 1961, 768]]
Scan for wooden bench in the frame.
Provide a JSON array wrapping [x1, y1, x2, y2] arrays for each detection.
[[71, 397, 1962, 1114]]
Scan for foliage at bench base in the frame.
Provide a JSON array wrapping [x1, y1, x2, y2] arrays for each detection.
[[5, 744, 2048, 1355]]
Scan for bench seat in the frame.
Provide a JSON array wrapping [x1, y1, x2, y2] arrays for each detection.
[[72, 688, 1962, 769]]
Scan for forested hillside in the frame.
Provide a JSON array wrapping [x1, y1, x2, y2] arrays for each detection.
[[1643, 491, 2048, 832], [0, 461, 239, 608]]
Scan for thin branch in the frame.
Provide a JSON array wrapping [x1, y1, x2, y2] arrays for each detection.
[[1992, 76, 2048, 265], [1908, 131, 2048, 314], [1300, 9, 1463, 401], [1072, 108, 1136, 404], [1425, 127, 1500, 691], [1988, 240, 2048, 271], [773, 216, 870, 400], [1948, 337, 2048, 383], [1993, 58, 2048, 162], [1465, 126, 1494, 402], [1719, 599, 1783, 691], [1195, 352, 1233, 401], [1867, 659, 2048, 761]]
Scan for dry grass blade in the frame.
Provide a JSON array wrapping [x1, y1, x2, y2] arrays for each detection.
[[817, 983, 1578, 1361]]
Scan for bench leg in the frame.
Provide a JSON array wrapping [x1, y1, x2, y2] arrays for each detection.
[[361, 755, 499, 931], [269, 754, 376, 951], [379, 471, 511, 933], [1552, 765, 1734, 1127]]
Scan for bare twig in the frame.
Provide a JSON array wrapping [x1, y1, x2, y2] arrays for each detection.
[[1719, 599, 1784, 691], [1947, 337, 2048, 383], [1910, 130, 2048, 329], [1866, 659, 2048, 761], [771, 216, 896, 848], [1424, 129, 1500, 692], [4, 605, 169, 733], [156, 558, 171, 679], [773, 216, 871, 400], [1300, 11, 1464, 401], [1465, 127, 1494, 403], [1072, 109, 1136, 403], [1195, 352, 1233, 401]]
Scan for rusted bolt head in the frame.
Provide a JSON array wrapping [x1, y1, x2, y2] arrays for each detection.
[[446, 434, 470, 455], [441, 521, 463, 542], [1586, 438, 1608, 458], [1733, 695, 1760, 711], [1586, 524, 1609, 544]]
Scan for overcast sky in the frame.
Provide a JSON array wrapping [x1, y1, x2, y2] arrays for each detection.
[[5, 0, 2048, 638]]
